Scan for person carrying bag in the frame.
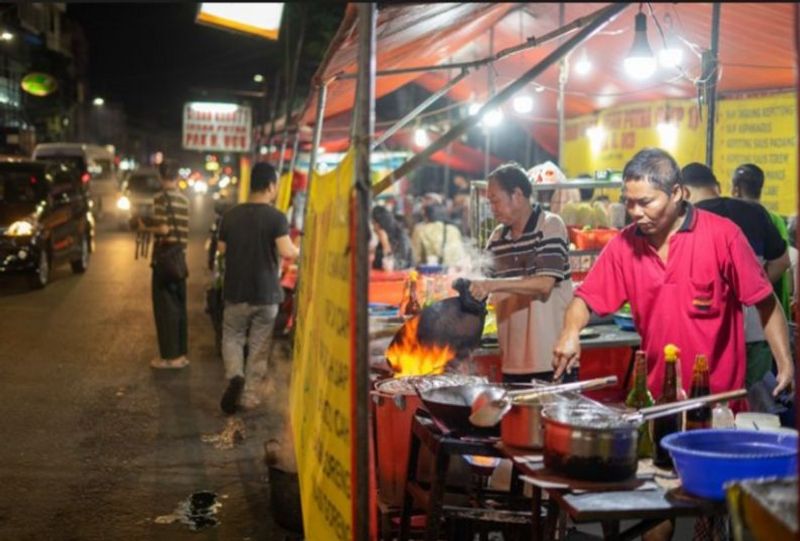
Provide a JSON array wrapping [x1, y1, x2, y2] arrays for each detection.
[[138, 160, 190, 369]]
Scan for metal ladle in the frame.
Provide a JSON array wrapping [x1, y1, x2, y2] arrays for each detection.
[[469, 375, 619, 427]]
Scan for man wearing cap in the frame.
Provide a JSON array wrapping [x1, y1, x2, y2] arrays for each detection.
[[681, 162, 792, 411], [553, 148, 794, 404], [732, 163, 793, 318]]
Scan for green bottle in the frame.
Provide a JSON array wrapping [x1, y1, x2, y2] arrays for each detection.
[[626, 350, 655, 458]]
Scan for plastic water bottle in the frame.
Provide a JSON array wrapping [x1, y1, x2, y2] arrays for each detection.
[[712, 402, 735, 428]]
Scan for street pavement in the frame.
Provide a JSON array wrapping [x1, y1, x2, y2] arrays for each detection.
[[0, 195, 299, 540]]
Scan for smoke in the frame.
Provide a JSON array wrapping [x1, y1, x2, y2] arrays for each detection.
[[450, 237, 494, 281]]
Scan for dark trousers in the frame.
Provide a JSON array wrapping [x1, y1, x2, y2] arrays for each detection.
[[152, 272, 187, 360]]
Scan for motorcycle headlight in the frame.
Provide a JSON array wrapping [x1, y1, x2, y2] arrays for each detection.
[[117, 196, 131, 210], [7, 219, 35, 236]]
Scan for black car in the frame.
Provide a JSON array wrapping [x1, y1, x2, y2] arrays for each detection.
[[0, 161, 94, 288]]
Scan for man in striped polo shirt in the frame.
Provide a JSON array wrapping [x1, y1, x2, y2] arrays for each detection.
[[469, 163, 574, 383], [142, 160, 190, 369]]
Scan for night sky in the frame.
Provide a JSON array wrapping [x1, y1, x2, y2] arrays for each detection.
[[67, 3, 338, 139]]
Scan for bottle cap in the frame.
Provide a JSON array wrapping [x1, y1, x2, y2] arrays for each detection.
[[694, 353, 708, 371], [663, 343, 680, 363]]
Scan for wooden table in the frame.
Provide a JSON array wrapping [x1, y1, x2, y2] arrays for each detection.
[[501, 446, 728, 541]]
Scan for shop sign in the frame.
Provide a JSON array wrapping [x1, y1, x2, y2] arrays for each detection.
[[563, 93, 797, 215], [21, 72, 57, 97], [291, 149, 355, 541], [196, 3, 283, 40], [182, 102, 252, 153]]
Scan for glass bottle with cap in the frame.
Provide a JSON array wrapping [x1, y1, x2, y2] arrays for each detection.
[[650, 343, 682, 469]]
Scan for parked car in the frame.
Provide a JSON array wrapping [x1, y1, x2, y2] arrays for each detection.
[[32, 143, 118, 218], [114, 168, 162, 230], [0, 160, 94, 288]]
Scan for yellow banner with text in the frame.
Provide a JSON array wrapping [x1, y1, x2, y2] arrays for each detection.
[[563, 93, 797, 215], [291, 149, 355, 541], [277, 171, 293, 212]]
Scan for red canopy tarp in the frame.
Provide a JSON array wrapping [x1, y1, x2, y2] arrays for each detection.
[[298, 3, 796, 156]]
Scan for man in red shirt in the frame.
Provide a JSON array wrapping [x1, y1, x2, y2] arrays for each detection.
[[553, 148, 793, 401]]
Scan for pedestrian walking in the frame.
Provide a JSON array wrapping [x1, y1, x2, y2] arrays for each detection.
[[217, 162, 299, 414], [139, 159, 190, 369]]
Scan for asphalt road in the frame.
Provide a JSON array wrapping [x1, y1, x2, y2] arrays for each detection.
[[0, 196, 298, 540]]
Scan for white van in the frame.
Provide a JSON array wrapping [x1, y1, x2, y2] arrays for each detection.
[[32, 143, 118, 217]]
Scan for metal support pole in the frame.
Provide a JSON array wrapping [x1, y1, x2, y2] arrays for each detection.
[[372, 2, 631, 195], [557, 3, 567, 167], [353, 5, 375, 541], [704, 3, 721, 169], [306, 83, 328, 182], [372, 68, 471, 149], [484, 27, 494, 180]]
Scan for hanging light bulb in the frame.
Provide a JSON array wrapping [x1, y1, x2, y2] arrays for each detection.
[[624, 11, 657, 80], [575, 49, 591, 76], [586, 125, 606, 154], [414, 127, 430, 148], [483, 108, 503, 128], [513, 95, 534, 114], [468, 102, 481, 116]]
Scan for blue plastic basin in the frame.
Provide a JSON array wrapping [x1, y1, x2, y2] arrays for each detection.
[[661, 429, 798, 500], [613, 313, 636, 331]]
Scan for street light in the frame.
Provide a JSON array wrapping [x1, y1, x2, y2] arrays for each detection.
[[0, 31, 13, 42], [93, 97, 105, 107], [253, 73, 264, 83]]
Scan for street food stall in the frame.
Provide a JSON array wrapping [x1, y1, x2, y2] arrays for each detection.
[[281, 3, 800, 540]]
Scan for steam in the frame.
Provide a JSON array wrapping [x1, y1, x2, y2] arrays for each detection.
[[450, 237, 494, 281]]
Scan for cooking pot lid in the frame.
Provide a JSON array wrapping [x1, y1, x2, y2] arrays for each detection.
[[542, 404, 632, 429]]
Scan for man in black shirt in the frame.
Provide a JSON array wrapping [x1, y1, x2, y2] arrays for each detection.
[[217, 162, 299, 414], [682, 162, 791, 412]]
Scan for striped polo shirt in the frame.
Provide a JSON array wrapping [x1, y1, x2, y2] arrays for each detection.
[[486, 204, 574, 375], [486, 203, 570, 281], [153, 190, 189, 247]]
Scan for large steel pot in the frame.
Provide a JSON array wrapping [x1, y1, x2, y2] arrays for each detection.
[[541, 389, 748, 482], [500, 393, 566, 449], [371, 374, 486, 505]]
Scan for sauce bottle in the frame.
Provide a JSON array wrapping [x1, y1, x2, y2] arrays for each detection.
[[625, 350, 655, 458], [403, 270, 421, 317], [685, 354, 712, 430], [650, 344, 682, 469]]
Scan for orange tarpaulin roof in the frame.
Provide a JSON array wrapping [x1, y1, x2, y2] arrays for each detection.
[[300, 3, 796, 156]]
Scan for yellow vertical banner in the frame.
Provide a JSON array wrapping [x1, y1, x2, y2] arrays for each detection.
[[276, 171, 293, 212], [238, 155, 251, 204], [291, 148, 355, 541], [563, 93, 797, 215]]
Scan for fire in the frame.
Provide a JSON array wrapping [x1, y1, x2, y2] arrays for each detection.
[[386, 317, 455, 377]]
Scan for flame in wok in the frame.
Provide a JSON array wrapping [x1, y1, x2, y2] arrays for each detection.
[[386, 317, 455, 377]]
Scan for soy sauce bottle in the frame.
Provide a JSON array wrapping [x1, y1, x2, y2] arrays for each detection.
[[685, 354, 712, 431], [650, 344, 682, 469]]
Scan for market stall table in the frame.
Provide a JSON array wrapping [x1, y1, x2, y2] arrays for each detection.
[[502, 446, 728, 541]]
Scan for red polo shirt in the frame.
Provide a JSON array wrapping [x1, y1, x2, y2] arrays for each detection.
[[576, 204, 773, 398]]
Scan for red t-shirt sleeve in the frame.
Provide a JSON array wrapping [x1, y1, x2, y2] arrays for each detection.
[[575, 237, 628, 316], [725, 226, 774, 306]]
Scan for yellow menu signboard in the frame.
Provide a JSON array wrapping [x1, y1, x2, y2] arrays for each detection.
[[563, 93, 797, 215], [291, 149, 355, 541]]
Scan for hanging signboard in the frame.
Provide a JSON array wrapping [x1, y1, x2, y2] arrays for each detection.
[[196, 3, 284, 40], [291, 149, 355, 541], [182, 102, 252, 153], [21, 72, 58, 97], [562, 92, 797, 215]]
